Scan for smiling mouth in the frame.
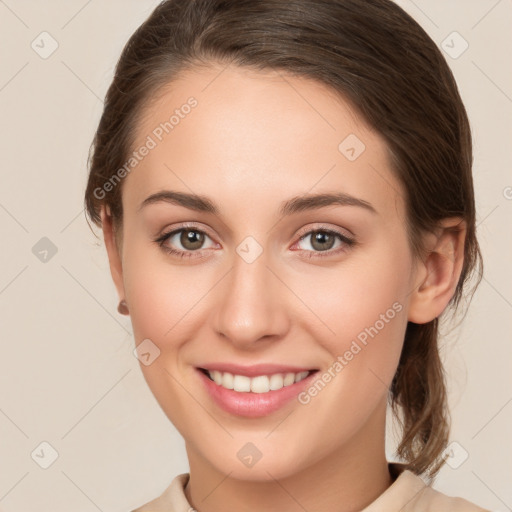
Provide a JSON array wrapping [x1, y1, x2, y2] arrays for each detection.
[[198, 367, 318, 394]]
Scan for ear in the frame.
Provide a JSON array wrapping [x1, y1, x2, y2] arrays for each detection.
[[100, 205, 126, 304], [408, 217, 466, 324]]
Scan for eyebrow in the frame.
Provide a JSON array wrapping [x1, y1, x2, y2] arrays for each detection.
[[138, 190, 377, 216]]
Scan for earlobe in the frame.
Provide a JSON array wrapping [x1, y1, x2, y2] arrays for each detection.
[[407, 218, 466, 324], [100, 205, 126, 309]]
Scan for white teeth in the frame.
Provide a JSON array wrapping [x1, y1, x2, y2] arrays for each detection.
[[212, 370, 224, 386], [283, 372, 296, 386], [221, 371, 234, 389], [233, 375, 251, 392], [206, 370, 310, 393], [250, 375, 268, 393], [269, 373, 284, 391]]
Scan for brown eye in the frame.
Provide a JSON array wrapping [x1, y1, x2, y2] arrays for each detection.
[[180, 229, 205, 250], [309, 231, 336, 252], [294, 227, 356, 259], [155, 226, 216, 258]]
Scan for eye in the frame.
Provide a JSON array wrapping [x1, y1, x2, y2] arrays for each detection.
[[154, 224, 356, 260], [154, 225, 217, 259], [293, 227, 356, 258]]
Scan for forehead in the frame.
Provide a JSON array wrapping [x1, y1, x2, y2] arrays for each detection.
[[123, 63, 404, 223]]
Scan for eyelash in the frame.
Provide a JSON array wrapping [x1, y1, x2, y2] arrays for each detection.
[[154, 224, 356, 260]]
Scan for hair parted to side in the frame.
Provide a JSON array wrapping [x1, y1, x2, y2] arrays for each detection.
[[84, 0, 483, 479]]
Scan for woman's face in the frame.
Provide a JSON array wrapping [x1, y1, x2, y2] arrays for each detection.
[[108, 64, 422, 480]]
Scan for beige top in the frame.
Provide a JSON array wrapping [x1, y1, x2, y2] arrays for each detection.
[[131, 463, 490, 512]]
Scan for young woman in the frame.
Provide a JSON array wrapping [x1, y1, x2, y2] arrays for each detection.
[[84, 0, 489, 510]]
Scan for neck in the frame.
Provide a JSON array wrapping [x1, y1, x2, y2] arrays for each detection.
[[184, 403, 392, 512]]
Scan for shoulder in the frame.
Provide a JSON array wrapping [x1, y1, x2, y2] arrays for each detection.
[[388, 466, 491, 512], [414, 484, 491, 511], [416, 484, 490, 511], [130, 473, 191, 512]]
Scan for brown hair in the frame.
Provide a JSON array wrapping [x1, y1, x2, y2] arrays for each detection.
[[84, 0, 483, 479]]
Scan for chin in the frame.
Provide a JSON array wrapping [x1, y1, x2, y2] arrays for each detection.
[[199, 439, 315, 482]]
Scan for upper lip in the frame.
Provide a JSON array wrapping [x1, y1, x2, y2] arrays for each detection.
[[197, 363, 318, 377]]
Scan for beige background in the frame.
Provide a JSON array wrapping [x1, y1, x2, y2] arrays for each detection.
[[0, 1, 510, 510]]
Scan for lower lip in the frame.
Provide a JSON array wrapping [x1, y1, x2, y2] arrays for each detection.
[[196, 368, 316, 418]]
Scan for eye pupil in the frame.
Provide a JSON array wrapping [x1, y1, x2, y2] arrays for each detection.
[[311, 231, 335, 251], [181, 229, 204, 250]]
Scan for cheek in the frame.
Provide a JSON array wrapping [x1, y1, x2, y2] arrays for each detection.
[[121, 239, 227, 413], [297, 249, 410, 346], [291, 260, 409, 449], [293, 244, 412, 413], [121, 230, 201, 340], [121, 245, 207, 431]]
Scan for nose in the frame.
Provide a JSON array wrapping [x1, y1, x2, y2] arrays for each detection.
[[211, 247, 290, 350]]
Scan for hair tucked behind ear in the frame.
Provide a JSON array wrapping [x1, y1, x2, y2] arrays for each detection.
[[84, 0, 483, 478]]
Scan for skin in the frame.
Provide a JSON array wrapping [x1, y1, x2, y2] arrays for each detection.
[[101, 63, 466, 512]]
